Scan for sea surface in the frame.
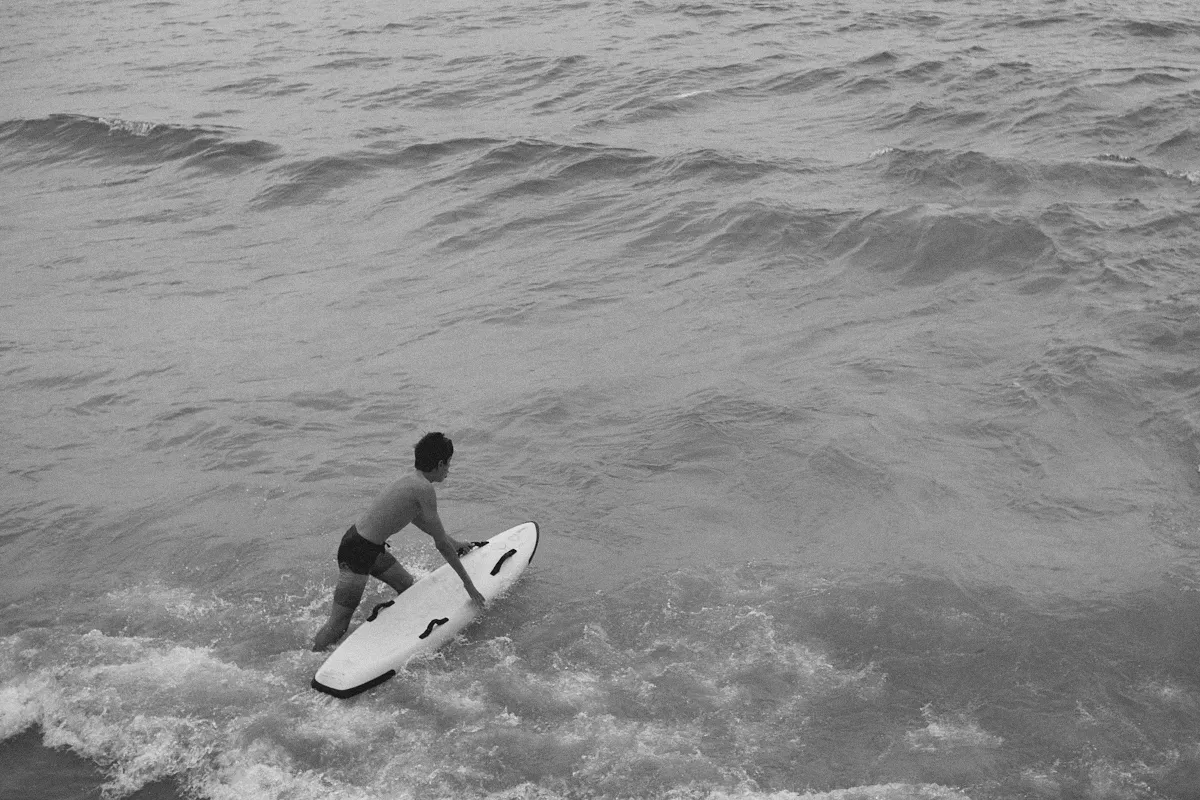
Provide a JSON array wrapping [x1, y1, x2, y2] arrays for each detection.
[[3, 0, 1200, 798]]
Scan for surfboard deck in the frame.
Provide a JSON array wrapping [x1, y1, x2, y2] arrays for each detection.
[[311, 521, 539, 698]]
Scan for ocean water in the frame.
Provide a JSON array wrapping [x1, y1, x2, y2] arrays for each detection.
[[4, 0, 1200, 797]]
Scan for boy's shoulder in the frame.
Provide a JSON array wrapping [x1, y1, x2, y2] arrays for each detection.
[[391, 470, 434, 497]]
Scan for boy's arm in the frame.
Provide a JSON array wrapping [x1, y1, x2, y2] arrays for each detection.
[[414, 491, 486, 608]]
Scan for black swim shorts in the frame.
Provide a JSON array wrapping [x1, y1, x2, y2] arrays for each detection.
[[337, 525, 397, 576]]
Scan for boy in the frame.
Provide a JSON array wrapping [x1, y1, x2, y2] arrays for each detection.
[[312, 432, 486, 651]]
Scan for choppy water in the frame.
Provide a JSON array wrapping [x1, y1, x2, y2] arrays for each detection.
[[4, 0, 1200, 798]]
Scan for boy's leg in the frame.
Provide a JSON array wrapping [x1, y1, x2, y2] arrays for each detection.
[[371, 550, 415, 596], [312, 567, 368, 651]]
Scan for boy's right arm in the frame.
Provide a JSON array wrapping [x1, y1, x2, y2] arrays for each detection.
[[414, 490, 486, 608]]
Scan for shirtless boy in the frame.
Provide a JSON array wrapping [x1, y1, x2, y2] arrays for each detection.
[[312, 432, 486, 651]]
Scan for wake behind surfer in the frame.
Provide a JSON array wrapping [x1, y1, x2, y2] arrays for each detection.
[[312, 431, 486, 651]]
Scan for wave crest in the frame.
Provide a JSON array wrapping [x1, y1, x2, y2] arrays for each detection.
[[0, 114, 279, 173]]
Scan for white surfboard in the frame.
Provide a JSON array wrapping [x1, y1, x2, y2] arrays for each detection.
[[311, 521, 540, 698]]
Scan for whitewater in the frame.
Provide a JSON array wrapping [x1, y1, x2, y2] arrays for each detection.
[[3, 0, 1200, 798]]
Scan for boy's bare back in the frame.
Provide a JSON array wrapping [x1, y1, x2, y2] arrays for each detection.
[[356, 470, 440, 544]]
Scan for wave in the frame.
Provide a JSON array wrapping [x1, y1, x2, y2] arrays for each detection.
[[872, 147, 1196, 200], [827, 205, 1054, 286], [435, 140, 653, 187], [357, 54, 589, 113], [0, 572, 878, 799], [1015, 342, 1135, 403], [622, 198, 846, 271], [308, 138, 1097, 287], [754, 54, 953, 101], [6, 568, 1200, 799], [252, 153, 378, 209], [364, 139, 824, 254], [0, 114, 279, 173], [436, 140, 800, 194], [975, 9, 1199, 39], [251, 134, 812, 223], [759, 67, 844, 95], [207, 76, 312, 97], [1149, 126, 1200, 162], [1102, 18, 1200, 39], [251, 137, 507, 209]]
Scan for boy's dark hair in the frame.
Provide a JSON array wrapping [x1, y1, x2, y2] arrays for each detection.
[[414, 432, 454, 472]]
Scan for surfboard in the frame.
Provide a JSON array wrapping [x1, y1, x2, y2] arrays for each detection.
[[311, 521, 540, 698]]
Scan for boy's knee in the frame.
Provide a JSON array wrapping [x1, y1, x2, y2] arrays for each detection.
[[377, 564, 414, 595], [333, 581, 366, 609]]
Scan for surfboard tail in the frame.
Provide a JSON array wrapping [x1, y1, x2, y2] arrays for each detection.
[[311, 670, 397, 699]]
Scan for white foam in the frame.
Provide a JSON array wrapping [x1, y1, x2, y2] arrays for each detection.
[[903, 705, 1003, 752], [0, 675, 53, 740], [102, 583, 232, 620], [1137, 676, 1197, 708], [700, 786, 971, 800], [96, 117, 164, 137], [0, 576, 1007, 800], [1, 628, 306, 796], [190, 740, 378, 800]]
